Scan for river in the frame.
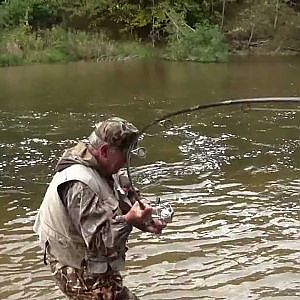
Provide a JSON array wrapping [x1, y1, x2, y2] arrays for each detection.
[[0, 57, 299, 299]]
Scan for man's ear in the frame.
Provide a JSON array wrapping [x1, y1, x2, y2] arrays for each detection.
[[99, 143, 109, 159]]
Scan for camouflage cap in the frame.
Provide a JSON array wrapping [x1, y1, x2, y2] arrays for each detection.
[[89, 117, 139, 150]]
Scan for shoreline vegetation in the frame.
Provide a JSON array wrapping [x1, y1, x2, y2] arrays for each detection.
[[0, 0, 299, 67]]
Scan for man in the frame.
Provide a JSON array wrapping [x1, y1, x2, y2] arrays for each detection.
[[33, 117, 165, 300]]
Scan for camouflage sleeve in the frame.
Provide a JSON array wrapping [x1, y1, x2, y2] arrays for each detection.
[[58, 180, 132, 250]]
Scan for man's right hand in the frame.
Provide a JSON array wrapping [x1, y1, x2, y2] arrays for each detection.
[[124, 199, 165, 233], [124, 199, 152, 227]]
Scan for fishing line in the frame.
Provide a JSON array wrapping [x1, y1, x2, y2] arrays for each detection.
[[127, 97, 300, 207]]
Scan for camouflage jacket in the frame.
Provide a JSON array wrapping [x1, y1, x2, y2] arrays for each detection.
[[34, 142, 135, 274]]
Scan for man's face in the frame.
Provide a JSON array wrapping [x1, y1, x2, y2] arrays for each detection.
[[94, 143, 128, 176], [106, 147, 127, 175]]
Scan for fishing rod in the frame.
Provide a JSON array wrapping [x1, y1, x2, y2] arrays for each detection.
[[127, 97, 300, 209]]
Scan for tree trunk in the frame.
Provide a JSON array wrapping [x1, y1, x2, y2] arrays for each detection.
[[221, 0, 226, 30], [274, 0, 280, 29]]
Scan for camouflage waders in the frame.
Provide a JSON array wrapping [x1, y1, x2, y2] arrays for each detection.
[[49, 258, 139, 300]]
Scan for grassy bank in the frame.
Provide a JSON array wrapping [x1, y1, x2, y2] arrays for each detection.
[[0, 25, 157, 67], [0, 23, 228, 67], [1, 23, 299, 68], [0, 0, 299, 67]]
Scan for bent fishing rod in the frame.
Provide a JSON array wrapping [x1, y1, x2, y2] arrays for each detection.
[[128, 97, 300, 208]]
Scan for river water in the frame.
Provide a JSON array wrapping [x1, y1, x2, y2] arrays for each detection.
[[0, 57, 299, 300]]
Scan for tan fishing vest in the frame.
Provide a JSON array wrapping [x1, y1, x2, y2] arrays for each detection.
[[33, 164, 131, 273]]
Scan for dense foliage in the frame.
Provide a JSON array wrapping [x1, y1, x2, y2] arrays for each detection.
[[0, 0, 299, 66]]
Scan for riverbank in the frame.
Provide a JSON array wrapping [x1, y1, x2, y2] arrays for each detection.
[[0, 1, 299, 67], [0, 26, 157, 67], [0, 23, 230, 67], [1, 27, 299, 68], [1, 25, 299, 68]]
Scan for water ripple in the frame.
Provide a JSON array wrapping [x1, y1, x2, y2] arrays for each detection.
[[0, 108, 299, 299]]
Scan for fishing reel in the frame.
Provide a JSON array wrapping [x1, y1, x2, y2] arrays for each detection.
[[151, 197, 174, 223]]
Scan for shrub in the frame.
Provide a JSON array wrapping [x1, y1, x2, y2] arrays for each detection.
[[115, 42, 155, 60], [0, 24, 155, 66], [0, 53, 23, 66], [165, 22, 228, 62], [0, 25, 70, 66], [64, 30, 116, 61]]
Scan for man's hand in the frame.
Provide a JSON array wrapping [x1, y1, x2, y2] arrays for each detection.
[[143, 218, 166, 234], [124, 199, 166, 233]]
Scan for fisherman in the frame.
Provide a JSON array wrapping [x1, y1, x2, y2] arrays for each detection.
[[33, 117, 166, 300]]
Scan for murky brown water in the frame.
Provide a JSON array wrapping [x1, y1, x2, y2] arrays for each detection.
[[0, 57, 300, 299]]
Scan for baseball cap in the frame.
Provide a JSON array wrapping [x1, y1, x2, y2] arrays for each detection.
[[88, 117, 139, 151]]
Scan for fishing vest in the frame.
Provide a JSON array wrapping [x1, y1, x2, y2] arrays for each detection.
[[33, 164, 132, 274]]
